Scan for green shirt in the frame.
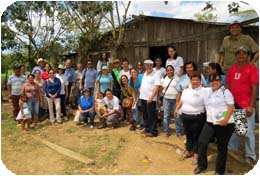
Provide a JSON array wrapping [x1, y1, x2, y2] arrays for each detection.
[[220, 33, 258, 71]]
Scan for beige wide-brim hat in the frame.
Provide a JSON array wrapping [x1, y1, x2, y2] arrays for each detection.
[[37, 58, 46, 64], [57, 64, 65, 70]]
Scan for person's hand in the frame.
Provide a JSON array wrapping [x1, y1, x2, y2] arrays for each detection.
[[246, 106, 253, 117], [8, 93, 12, 99], [218, 118, 228, 126], [147, 98, 153, 104], [174, 110, 178, 118]]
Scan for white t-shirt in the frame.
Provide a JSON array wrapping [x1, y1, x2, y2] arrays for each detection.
[[119, 69, 131, 80], [140, 70, 161, 101], [203, 87, 234, 124], [180, 85, 205, 115], [104, 96, 120, 112], [161, 75, 180, 99], [153, 67, 166, 79], [165, 56, 184, 75], [56, 74, 68, 95]]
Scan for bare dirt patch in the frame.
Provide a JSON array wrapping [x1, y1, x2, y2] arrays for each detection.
[[1, 102, 258, 175]]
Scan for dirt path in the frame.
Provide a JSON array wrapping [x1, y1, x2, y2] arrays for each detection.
[[1, 102, 258, 175]]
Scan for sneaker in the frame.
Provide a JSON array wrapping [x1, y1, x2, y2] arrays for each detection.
[[64, 116, 68, 121], [83, 123, 88, 127], [245, 157, 255, 164], [90, 125, 94, 129]]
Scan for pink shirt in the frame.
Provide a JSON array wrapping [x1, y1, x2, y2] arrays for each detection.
[[226, 63, 259, 108]]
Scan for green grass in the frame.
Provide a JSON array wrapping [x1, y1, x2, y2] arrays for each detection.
[[63, 157, 87, 174]]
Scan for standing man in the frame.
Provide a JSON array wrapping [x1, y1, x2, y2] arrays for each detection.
[[140, 59, 161, 137], [219, 21, 258, 72], [226, 45, 259, 164], [80, 60, 97, 96], [7, 65, 27, 120], [111, 58, 122, 99], [119, 58, 131, 79], [64, 59, 76, 106], [31, 58, 46, 74]]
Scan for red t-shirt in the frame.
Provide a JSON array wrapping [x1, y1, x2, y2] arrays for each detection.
[[226, 63, 259, 108], [41, 72, 49, 81]]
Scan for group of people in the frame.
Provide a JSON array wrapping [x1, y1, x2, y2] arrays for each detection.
[[7, 21, 259, 175]]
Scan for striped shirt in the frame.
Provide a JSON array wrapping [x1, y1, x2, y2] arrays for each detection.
[[7, 74, 27, 95]]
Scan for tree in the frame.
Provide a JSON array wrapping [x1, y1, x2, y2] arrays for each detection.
[[102, 1, 132, 59], [194, 2, 217, 22], [1, 1, 67, 70], [63, 1, 110, 63]]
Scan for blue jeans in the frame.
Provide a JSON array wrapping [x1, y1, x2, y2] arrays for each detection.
[[27, 99, 39, 115], [228, 109, 256, 160], [163, 98, 176, 135], [79, 110, 96, 125]]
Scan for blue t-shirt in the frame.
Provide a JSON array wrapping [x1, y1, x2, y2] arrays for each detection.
[[96, 73, 113, 93], [176, 74, 206, 92], [77, 95, 94, 110], [205, 75, 226, 87], [133, 73, 143, 89]]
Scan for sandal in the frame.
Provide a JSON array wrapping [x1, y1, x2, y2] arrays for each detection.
[[180, 151, 192, 160], [192, 158, 198, 165]]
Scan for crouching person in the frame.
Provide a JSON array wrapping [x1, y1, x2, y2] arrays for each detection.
[[98, 89, 120, 129], [77, 88, 95, 128]]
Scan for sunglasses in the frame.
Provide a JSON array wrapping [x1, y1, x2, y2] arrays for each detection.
[[210, 78, 221, 82]]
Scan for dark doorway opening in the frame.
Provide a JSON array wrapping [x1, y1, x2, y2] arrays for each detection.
[[149, 46, 168, 67]]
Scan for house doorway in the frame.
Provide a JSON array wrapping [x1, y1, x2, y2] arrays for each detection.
[[149, 46, 168, 67]]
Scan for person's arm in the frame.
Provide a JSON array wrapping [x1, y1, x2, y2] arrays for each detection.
[[251, 51, 259, 64], [247, 84, 258, 117], [20, 83, 25, 95], [218, 52, 224, 69], [147, 85, 160, 104], [7, 84, 12, 99], [218, 104, 234, 126], [174, 100, 183, 118]]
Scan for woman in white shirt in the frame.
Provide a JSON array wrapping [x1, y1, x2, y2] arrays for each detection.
[[174, 71, 206, 165], [165, 45, 184, 76], [159, 65, 179, 137], [194, 72, 235, 175]]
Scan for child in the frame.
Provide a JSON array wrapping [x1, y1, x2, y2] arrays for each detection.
[[95, 91, 107, 116], [16, 94, 32, 131]]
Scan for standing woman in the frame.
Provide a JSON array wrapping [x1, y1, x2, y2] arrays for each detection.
[[34, 70, 46, 122], [205, 62, 226, 87], [159, 65, 180, 137], [136, 61, 144, 74], [56, 64, 69, 121], [129, 68, 143, 131], [41, 63, 51, 81], [166, 45, 184, 76], [175, 62, 207, 136], [174, 72, 206, 165], [20, 74, 43, 128], [45, 69, 62, 124], [97, 52, 110, 74], [95, 66, 113, 95], [120, 75, 136, 123], [194, 72, 235, 175]]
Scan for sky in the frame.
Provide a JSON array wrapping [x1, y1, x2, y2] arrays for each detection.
[[1, 0, 259, 24]]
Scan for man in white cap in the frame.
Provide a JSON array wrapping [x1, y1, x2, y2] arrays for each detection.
[[219, 21, 258, 72], [139, 59, 161, 137], [31, 58, 46, 74]]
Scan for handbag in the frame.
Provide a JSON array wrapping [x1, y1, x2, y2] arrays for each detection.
[[122, 97, 133, 109], [233, 108, 248, 136]]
